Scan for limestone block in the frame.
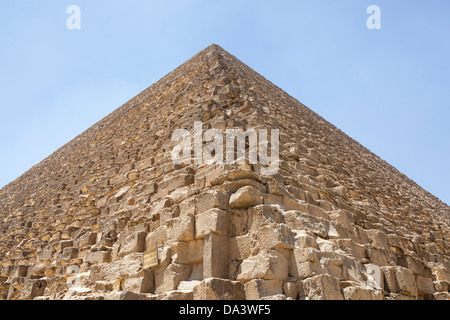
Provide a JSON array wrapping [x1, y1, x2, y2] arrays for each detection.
[[343, 286, 384, 300], [86, 250, 111, 264], [284, 210, 327, 238], [303, 274, 344, 300], [247, 204, 284, 232], [252, 224, 295, 250], [11, 265, 29, 278], [122, 269, 154, 293], [18, 279, 47, 300], [329, 210, 354, 232], [145, 226, 168, 250], [289, 248, 325, 280], [294, 232, 319, 250], [229, 186, 263, 209], [160, 290, 193, 300], [76, 232, 97, 248], [195, 208, 230, 239], [203, 232, 229, 279], [229, 235, 252, 261], [237, 250, 288, 282], [119, 231, 147, 257], [171, 240, 203, 265], [365, 245, 391, 266], [193, 277, 245, 300], [178, 280, 201, 291], [196, 190, 229, 213], [159, 174, 194, 194], [169, 215, 195, 242], [244, 279, 283, 300], [332, 238, 366, 260], [179, 196, 197, 216], [155, 263, 191, 294], [283, 279, 302, 300], [366, 229, 390, 250], [382, 266, 418, 297], [230, 210, 248, 236], [416, 276, 435, 297], [60, 247, 79, 261], [104, 291, 147, 300]]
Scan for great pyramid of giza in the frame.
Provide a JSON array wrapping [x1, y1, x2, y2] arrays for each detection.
[[0, 44, 448, 300]]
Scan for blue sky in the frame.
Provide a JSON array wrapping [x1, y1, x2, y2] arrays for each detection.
[[1, 0, 449, 205]]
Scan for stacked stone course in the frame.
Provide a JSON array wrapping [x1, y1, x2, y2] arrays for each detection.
[[0, 45, 448, 300]]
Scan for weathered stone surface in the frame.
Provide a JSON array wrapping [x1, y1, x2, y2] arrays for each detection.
[[284, 210, 328, 238], [155, 263, 191, 294], [229, 186, 263, 209], [195, 209, 230, 239], [303, 274, 344, 300], [244, 279, 283, 300], [18, 279, 47, 300], [237, 250, 289, 282], [203, 233, 229, 279], [171, 240, 203, 265], [196, 190, 229, 214], [193, 278, 245, 300], [342, 286, 383, 300]]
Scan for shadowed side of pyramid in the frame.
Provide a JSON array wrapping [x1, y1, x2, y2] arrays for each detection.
[[0, 44, 448, 301]]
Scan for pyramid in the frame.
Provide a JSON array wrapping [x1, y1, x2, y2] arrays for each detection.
[[0, 44, 449, 300]]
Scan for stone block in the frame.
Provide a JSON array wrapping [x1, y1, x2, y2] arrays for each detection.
[[119, 231, 147, 257], [203, 232, 229, 279], [193, 278, 245, 300], [366, 229, 390, 250], [303, 274, 344, 300], [86, 250, 112, 264], [229, 186, 263, 209], [105, 291, 147, 300], [343, 286, 384, 300], [122, 269, 154, 293], [171, 240, 203, 265], [295, 232, 319, 250], [61, 247, 79, 261], [77, 232, 97, 248], [195, 208, 230, 239], [169, 214, 195, 242], [252, 224, 295, 250], [283, 279, 302, 300], [247, 204, 284, 232], [146, 226, 168, 250], [244, 279, 283, 300], [229, 235, 252, 261], [237, 250, 289, 282], [284, 210, 327, 238], [416, 276, 435, 297], [196, 190, 229, 213], [382, 266, 418, 298], [18, 279, 47, 300], [333, 239, 366, 260], [289, 248, 325, 280], [155, 263, 191, 294]]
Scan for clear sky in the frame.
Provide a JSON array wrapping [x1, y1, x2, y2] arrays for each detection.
[[1, 0, 449, 205]]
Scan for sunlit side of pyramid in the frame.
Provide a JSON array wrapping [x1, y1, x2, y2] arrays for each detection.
[[0, 45, 449, 300]]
